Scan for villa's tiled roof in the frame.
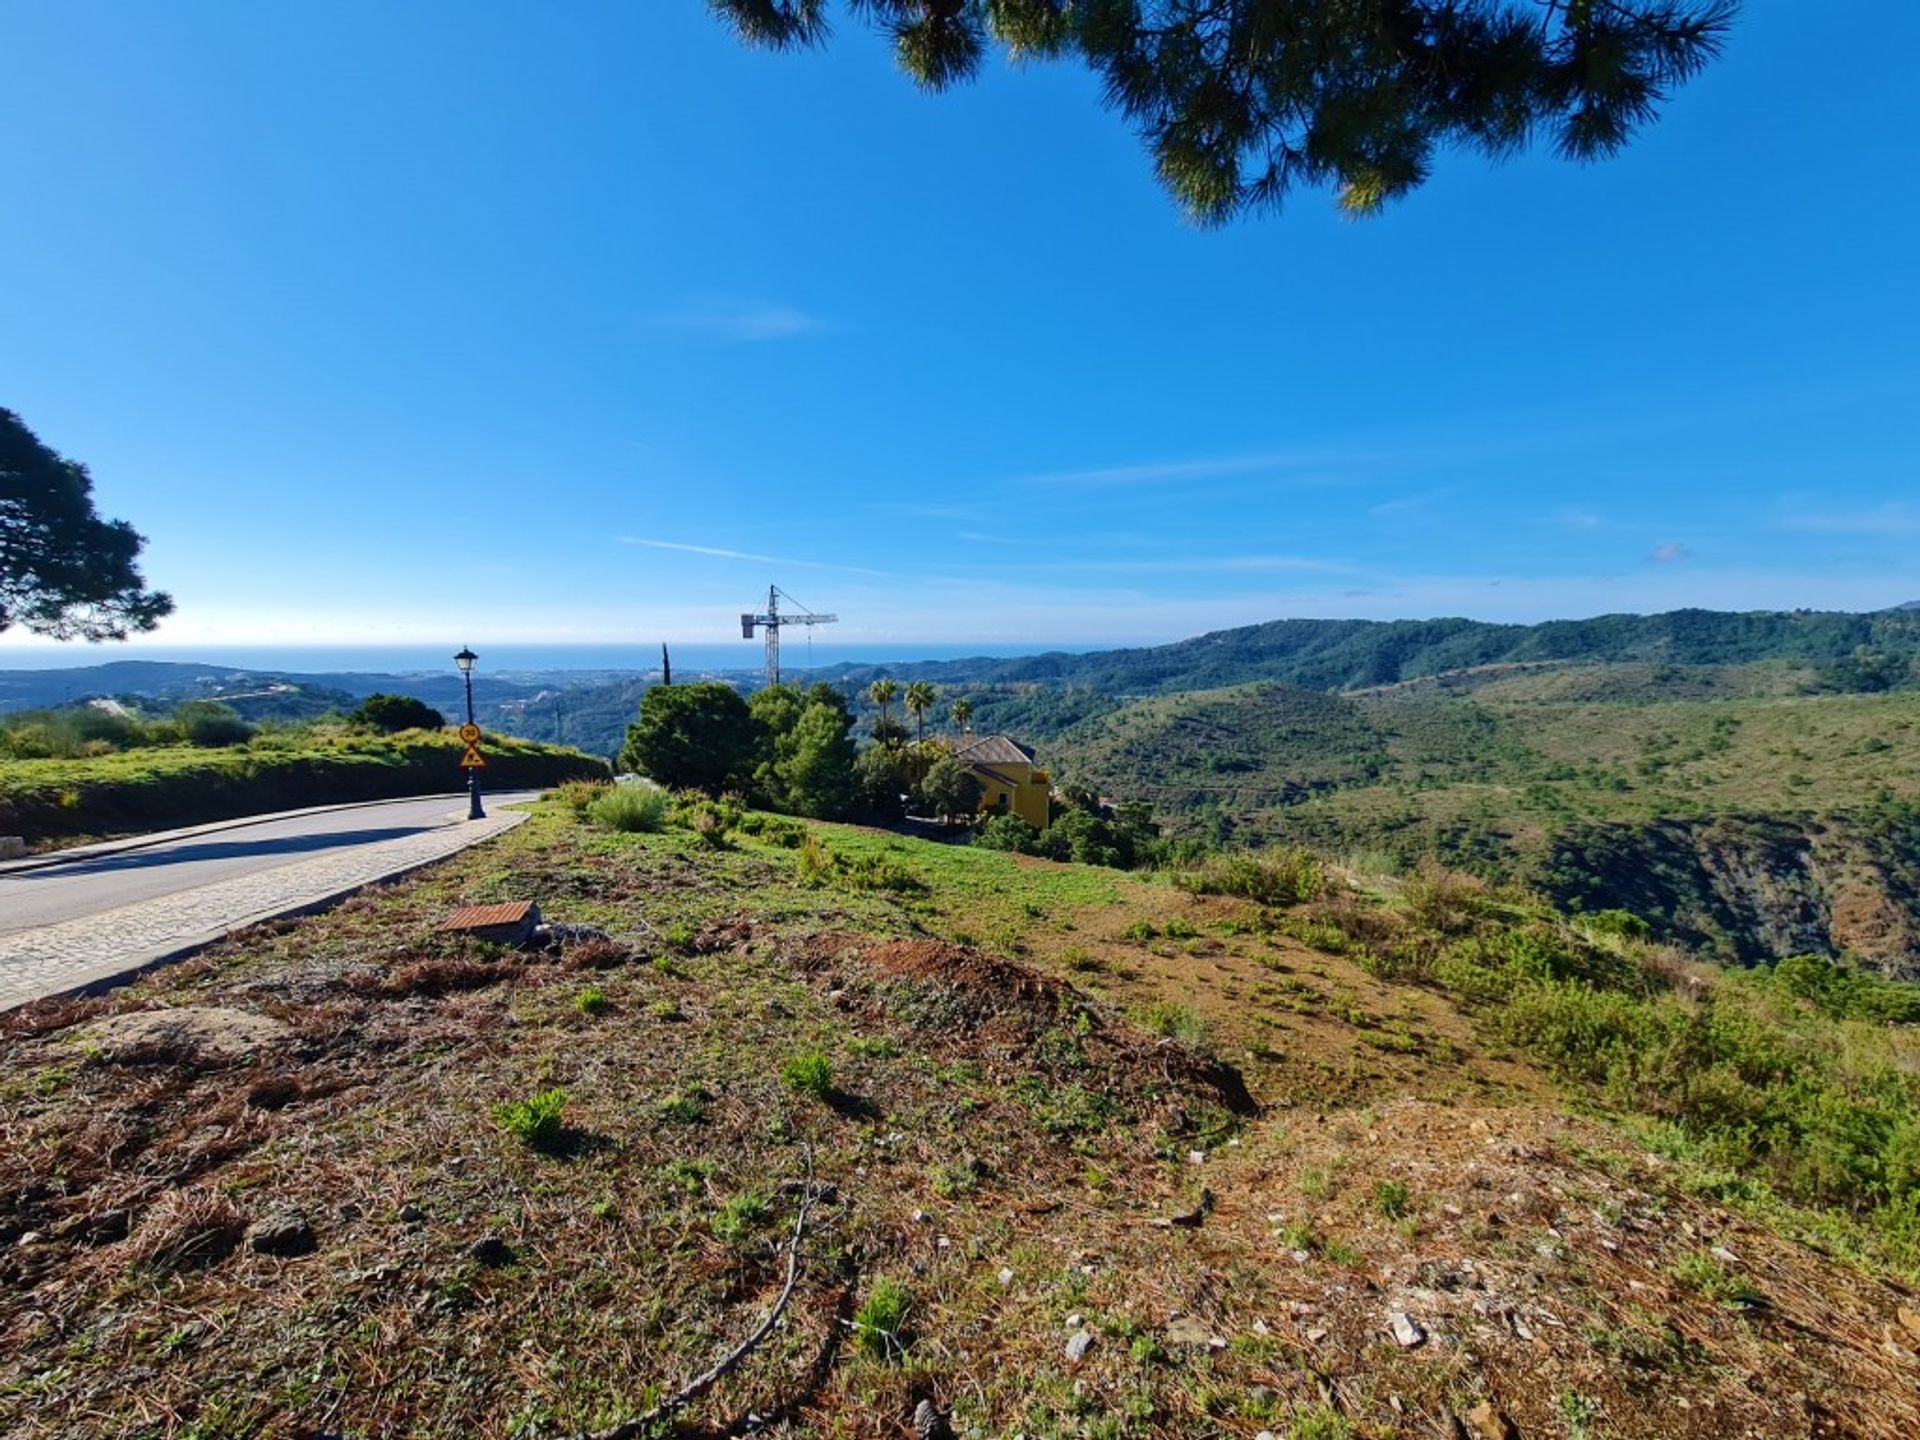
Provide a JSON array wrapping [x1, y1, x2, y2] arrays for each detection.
[[953, 734, 1036, 766]]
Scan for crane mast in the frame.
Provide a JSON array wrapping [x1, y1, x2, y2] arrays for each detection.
[[740, 585, 838, 688]]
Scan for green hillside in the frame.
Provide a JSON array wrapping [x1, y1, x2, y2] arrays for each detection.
[[826, 606, 1920, 698], [1048, 673, 1920, 970]]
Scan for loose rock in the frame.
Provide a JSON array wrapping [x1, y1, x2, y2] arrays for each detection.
[[1387, 1312, 1426, 1348], [247, 1208, 315, 1259], [1064, 1330, 1094, 1362]]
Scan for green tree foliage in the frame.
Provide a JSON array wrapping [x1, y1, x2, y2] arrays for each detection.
[[868, 677, 898, 729], [619, 682, 758, 793], [950, 697, 973, 732], [904, 681, 938, 743], [920, 752, 983, 822], [1, 407, 173, 640], [777, 697, 858, 817], [855, 743, 912, 819], [170, 700, 254, 748], [711, 0, 1735, 222], [352, 693, 447, 734]]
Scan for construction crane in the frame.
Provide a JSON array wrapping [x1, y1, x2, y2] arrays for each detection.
[[741, 585, 837, 688]]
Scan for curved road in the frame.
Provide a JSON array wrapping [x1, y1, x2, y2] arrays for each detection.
[[0, 792, 539, 937]]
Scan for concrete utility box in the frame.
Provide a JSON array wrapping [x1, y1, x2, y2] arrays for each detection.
[[0, 837, 26, 860], [438, 900, 542, 947]]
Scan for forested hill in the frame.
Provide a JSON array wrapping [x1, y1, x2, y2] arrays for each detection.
[[819, 606, 1920, 696]]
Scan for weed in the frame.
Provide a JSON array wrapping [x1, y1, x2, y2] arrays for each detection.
[[587, 780, 668, 833], [1284, 1404, 1353, 1440], [852, 1278, 911, 1360], [1671, 1251, 1762, 1308], [1061, 946, 1106, 974], [573, 986, 609, 1015], [1136, 1002, 1212, 1051], [782, 1050, 834, 1099], [1372, 1179, 1411, 1219], [1163, 918, 1201, 939], [495, 1087, 571, 1155], [1557, 1390, 1602, 1440], [1296, 1165, 1338, 1200], [1121, 920, 1159, 942], [712, 1189, 771, 1244], [655, 1089, 707, 1124], [1177, 847, 1324, 907]]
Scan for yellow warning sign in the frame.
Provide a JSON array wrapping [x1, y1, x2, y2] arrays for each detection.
[[459, 745, 487, 769], [458, 722, 482, 745]]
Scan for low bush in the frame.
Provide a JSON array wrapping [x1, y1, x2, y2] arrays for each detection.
[[495, 1087, 571, 1155], [852, 1278, 911, 1360], [782, 1050, 834, 1099], [1177, 846, 1325, 907], [554, 777, 611, 816], [587, 779, 669, 833]]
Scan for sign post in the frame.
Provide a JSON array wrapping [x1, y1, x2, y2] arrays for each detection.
[[453, 649, 486, 820]]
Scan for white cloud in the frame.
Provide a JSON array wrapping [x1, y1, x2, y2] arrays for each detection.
[[1779, 502, 1920, 535], [1650, 542, 1691, 564], [615, 536, 889, 578], [652, 298, 824, 344]]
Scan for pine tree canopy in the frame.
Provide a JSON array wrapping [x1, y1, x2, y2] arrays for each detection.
[[708, 0, 1737, 221], [1, 407, 173, 641]]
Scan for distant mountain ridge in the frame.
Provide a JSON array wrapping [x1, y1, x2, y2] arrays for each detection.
[[819, 607, 1920, 696]]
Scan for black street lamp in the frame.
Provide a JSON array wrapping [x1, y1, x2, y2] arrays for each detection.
[[454, 646, 485, 820]]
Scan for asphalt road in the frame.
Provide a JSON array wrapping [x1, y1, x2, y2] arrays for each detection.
[[0, 791, 540, 937]]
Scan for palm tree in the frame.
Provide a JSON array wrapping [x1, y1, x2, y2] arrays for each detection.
[[951, 697, 974, 734], [868, 678, 897, 729], [904, 681, 937, 744]]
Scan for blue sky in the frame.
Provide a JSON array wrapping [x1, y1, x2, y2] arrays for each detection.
[[1, 0, 1916, 656]]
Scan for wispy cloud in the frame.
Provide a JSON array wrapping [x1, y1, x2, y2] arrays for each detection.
[[1369, 487, 1454, 518], [1021, 449, 1400, 491], [652, 298, 824, 344], [949, 554, 1361, 577], [617, 537, 889, 578], [1548, 508, 1604, 529], [1650, 542, 1692, 564], [1779, 502, 1920, 535]]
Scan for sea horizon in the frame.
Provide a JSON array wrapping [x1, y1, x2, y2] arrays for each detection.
[[0, 641, 1094, 678]]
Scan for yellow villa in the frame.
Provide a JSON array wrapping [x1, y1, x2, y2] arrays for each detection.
[[952, 734, 1052, 829]]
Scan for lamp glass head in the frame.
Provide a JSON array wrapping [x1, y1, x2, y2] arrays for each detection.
[[454, 647, 477, 674]]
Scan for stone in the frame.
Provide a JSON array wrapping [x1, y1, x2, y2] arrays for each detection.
[[998, 1267, 1016, 1288], [247, 1207, 315, 1258], [470, 1235, 514, 1267], [1387, 1312, 1426, 1348], [1165, 1316, 1214, 1347], [1899, 1307, 1920, 1344], [398, 1203, 425, 1224], [1466, 1401, 1520, 1440], [1064, 1330, 1094, 1362], [913, 1398, 951, 1440]]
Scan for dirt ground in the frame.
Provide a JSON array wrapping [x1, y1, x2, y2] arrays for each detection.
[[3, 809, 1918, 1439]]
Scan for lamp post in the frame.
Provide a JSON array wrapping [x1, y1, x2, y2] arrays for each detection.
[[454, 646, 485, 820]]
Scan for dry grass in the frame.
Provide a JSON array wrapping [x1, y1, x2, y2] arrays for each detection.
[[2, 803, 1918, 1439]]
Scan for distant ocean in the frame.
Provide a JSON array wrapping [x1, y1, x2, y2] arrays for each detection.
[[0, 642, 1087, 676]]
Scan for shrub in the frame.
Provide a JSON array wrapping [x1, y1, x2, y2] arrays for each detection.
[[673, 793, 743, 847], [975, 813, 1043, 852], [574, 986, 609, 1015], [555, 777, 611, 816], [853, 1278, 911, 1360], [782, 1050, 834, 1099], [170, 700, 254, 748], [587, 779, 668, 833], [1137, 1001, 1211, 1051], [495, 1087, 571, 1154], [352, 693, 446, 733], [737, 811, 807, 847], [1178, 846, 1324, 906], [712, 1189, 771, 1244], [1372, 1179, 1411, 1219]]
